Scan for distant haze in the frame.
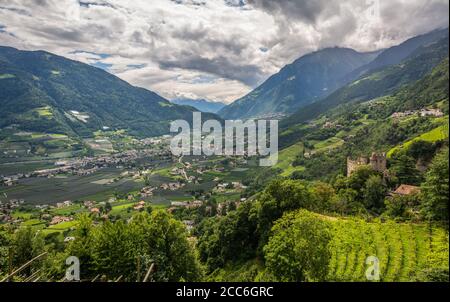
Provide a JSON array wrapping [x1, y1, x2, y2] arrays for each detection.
[[171, 98, 226, 113]]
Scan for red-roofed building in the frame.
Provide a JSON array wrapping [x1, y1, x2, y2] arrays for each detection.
[[393, 185, 421, 196]]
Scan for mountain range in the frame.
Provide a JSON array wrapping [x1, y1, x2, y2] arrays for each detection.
[[282, 30, 449, 130], [0, 46, 215, 138], [219, 28, 449, 120], [0, 28, 448, 142], [218, 48, 381, 119]]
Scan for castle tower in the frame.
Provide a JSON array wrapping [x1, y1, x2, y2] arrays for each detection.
[[370, 152, 387, 173]]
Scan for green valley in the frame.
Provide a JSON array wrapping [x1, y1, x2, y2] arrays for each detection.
[[0, 24, 449, 285]]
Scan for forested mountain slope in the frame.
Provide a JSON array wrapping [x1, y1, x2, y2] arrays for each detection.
[[0, 46, 213, 138], [218, 48, 380, 119], [282, 34, 449, 130]]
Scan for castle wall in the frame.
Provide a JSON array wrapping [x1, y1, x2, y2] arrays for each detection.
[[347, 157, 369, 177], [347, 153, 387, 177]]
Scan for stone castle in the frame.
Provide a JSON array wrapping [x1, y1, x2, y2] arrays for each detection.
[[347, 152, 387, 177]]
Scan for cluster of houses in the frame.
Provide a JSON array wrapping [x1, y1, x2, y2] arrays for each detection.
[[0, 199, 25, 223], [170, 200, 204, 209], [140, 186, 156, 198], [215, 182, 247, 193], [216, 201, 243, 216], [56, 200, 73, 208], [390, 108, 444, 119], [323, 121, 344, 129], [1, 146, 171, 187], [50, 215, 73, 225], [160, 182, 186, 191], [139, 135, 172, 147], [1, 174, 30, 186]]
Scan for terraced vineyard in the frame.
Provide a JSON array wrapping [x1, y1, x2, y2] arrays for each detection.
[[328, 219, 449, 282]]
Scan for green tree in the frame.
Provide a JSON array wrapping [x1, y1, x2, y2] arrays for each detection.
[[11, 227, 45, 277], [407, 140, 436, 162], [363, 175, 387, 212], [309, 182, 336, 212], [331, 188, 365, 215], [104, 202, 112, 213], [421, 147, 449, 221], [384, 194, 421, 221], [0, 226, 12, 277], [389, 154, 422, 186], [92, 220, 143, 280], [264, 210, 332, 282], [196, 202, 257, 272], [347, 166, 379, 196], [252, 180, 314, 247], [65, 214, 97, 279], [131, 211, 203, 281]]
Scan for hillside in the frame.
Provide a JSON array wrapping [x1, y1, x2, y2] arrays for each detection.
[[218, 48, 380, 119], [343, 28, 449, 82], [219, 29, 449, 121], [0, 46, 212, 139], [275, 57, 449, 181], [282, 34, 449, 131]]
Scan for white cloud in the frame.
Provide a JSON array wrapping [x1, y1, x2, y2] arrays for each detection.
[[0, 0, 448, 103]]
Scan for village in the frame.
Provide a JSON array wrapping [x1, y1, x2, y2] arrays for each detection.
[[0, 138, 253, 236], [0, 138, 425, 236], [0, 139, 174, 187]]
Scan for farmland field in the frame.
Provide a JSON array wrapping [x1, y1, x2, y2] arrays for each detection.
[[0, 168, 143, 204], [328, 219, 449, 282]]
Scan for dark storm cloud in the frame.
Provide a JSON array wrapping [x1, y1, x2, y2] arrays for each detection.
[[33, 27, 87, 43], [172, 25, 248, 56], [247, 0, 340, 24], [161, 23, 257, 85], [159, 54, 263, 86]]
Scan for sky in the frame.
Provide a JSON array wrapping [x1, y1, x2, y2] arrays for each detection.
[[0, 0, 448, 104]]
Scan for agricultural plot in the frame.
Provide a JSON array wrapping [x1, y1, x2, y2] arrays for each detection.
[[0, 168, 143, 205], [313, 137, 345, 152], [328, 219, 449, 282], [0, 160, 55, 175], [83, 138, 114, 153], [274, 142, 304, 177], [0, 130, 82, 165], [42, 220, 79, 235]]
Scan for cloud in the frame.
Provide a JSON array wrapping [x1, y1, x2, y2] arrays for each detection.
[[159, 55, 263, 86], [247, 0, 340, 24], [0, 0, 448, 104]]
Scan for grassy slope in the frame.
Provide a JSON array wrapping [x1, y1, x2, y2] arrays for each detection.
[[272, 56, 449, 180], [387, 120, 449, 157], [274, 142, 304, 177]]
